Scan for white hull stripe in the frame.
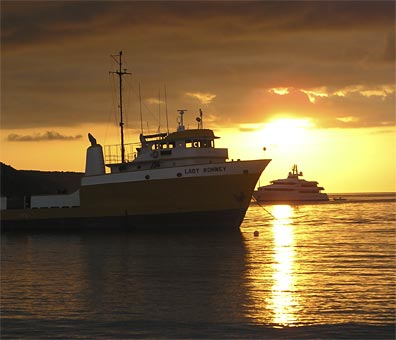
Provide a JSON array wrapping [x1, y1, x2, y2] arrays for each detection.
[[81, 160, 269, 187]]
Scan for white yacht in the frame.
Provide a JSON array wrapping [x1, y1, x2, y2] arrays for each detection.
[[253, 165, 329, 202]]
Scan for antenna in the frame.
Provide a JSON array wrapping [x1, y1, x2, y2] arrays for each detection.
[[110, 51, 131, 164], [177, 109, 187, 131], [164, 85, 169, 134], [196, 108, 203, 129]]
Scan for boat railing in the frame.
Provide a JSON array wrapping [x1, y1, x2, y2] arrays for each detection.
[[104, 143, 140, 164]]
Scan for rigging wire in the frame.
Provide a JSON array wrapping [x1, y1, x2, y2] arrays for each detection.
[[124, 75, 134, 144], [139, 83, 143, 134], [105, 71, 120, 145], [251, 195, 278, 220], [158, 88, 161, 133], [129, 81, 163, 127], [106, 55, 171, 140]]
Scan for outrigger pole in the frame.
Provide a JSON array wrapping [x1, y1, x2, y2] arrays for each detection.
[[110, 51, 131, 164]]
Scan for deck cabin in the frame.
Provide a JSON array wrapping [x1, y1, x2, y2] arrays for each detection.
[[105, 128, 228, 173]]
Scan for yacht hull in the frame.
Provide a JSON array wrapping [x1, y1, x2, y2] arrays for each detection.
[[253, 191, 329, 202]]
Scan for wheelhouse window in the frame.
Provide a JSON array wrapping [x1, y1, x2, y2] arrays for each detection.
[[185, 139, 214, 148], [151, 142, 175, 150]]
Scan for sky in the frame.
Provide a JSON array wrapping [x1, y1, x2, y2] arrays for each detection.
[[1, 1, 395, 193]]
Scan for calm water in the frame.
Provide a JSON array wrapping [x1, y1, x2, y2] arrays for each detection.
[[1, 194, 395, 339]]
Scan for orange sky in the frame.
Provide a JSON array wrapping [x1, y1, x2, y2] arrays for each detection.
[[1, 1, 395, 193]]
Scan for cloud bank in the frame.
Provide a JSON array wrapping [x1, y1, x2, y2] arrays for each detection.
[[185, 92, 216, 104], [8, 131, 83, 142]]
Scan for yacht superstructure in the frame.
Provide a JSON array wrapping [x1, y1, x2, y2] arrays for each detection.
[[253, 165, 328, 203]]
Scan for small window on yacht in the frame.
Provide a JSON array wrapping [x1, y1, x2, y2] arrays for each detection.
[[186, 141, 193, 148]]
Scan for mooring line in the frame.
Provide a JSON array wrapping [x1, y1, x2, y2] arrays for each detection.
[[251, 196, 278, 220]]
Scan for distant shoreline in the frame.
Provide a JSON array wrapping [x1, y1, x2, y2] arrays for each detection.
[[327, 192, 396, 197]]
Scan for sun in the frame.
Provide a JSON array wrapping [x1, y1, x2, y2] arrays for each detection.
[[261, 118, 313, 147], [218, 117, 315, 162]]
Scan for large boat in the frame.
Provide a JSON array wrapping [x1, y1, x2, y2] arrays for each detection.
[[1, 52, 271, 231], [253, 164, 329, 203]]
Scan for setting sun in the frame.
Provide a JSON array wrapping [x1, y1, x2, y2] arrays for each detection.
[[261, 118, 313, 147]]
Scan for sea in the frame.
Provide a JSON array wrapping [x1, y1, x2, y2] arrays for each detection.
[[1, 193, 395, 339]]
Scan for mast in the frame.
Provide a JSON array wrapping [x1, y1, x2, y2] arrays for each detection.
[[110, 51, 131, 163]]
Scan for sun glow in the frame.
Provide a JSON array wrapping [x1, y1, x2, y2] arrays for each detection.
[[262, 118, 314, 147]]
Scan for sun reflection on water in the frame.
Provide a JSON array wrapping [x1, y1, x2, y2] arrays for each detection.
[[269, 205, 298, 326], [242, 204, 299, 326]]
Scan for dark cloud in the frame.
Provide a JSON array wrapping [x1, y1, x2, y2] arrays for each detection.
[[7, 131, 82, 142], [1, 2, 110, 47], [2, 1, 394, 48], [1, 1, 395, 131], [383, 33, 396, 63]]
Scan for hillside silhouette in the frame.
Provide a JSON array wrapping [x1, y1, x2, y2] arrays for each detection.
[[1, 163, 83, 198]]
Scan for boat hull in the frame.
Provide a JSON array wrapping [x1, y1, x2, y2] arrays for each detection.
[[253, 191, 329, 203], [1, 208, 247, 231], [2, 159, 270, 231]]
